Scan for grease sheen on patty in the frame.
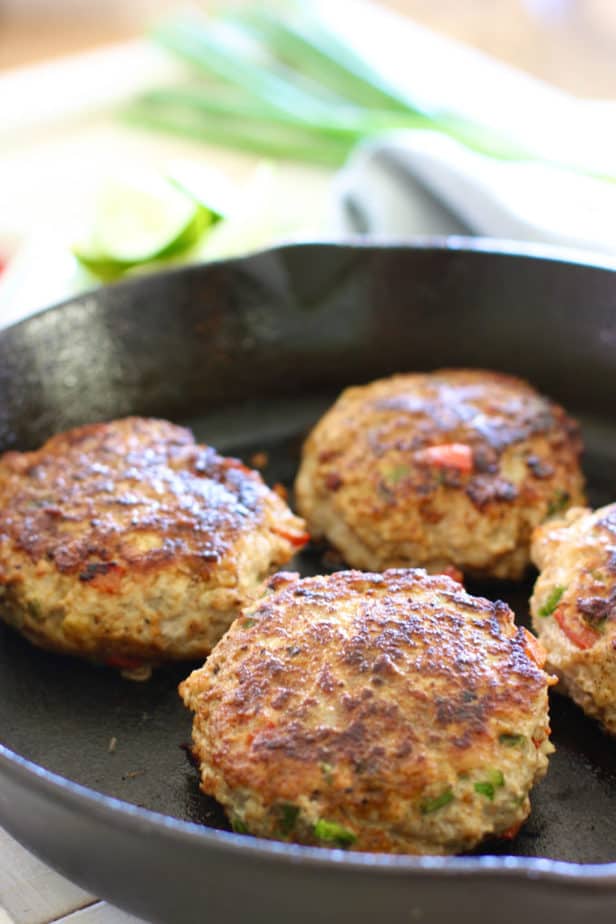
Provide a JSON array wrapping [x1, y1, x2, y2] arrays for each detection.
[[181, 568, 554, 854]]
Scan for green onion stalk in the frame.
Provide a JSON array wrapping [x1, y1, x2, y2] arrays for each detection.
[[122, 2, 615, 180]]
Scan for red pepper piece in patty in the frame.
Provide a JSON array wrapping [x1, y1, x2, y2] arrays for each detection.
[[554, 607, 600, 650], [415, 443, 473, 473]]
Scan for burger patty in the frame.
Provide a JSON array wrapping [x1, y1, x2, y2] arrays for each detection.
[[181, 568, 554, 854], [531, 503, 616, 734], [0, 417, 307, 674], [295, 369, 585, 580]]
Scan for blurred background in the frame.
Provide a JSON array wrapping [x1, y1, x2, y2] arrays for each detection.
[[3, 0, 616, 95], [1, 0, 615, 325]]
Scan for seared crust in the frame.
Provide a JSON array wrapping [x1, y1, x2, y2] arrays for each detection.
[[295, 369, 585, 579], [531, 503, 616, 734], [181, 568, 554, 854], [0, 417, 307, 667]]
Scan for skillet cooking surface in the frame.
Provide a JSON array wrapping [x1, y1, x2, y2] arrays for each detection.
[[1, 242, 616, 924], [1, 396, 616, 863]]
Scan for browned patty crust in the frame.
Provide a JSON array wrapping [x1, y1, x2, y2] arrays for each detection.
[[181, 569, 554, 854], [295, 369, 585, 579], [531, 503, 616, 734], [0, 417, 307, 668]]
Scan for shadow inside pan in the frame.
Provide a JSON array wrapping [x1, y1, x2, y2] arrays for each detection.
[[0, 395, 615, 864]]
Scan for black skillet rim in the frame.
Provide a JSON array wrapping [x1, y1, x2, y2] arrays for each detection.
[[1, 236, 616, 888]]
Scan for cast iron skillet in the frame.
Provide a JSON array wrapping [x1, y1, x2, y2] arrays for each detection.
[[1, 240, 616, 924]]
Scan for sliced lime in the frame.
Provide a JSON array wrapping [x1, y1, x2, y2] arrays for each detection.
[[166, 159, 234, 222], [73, 172, 214, 281]]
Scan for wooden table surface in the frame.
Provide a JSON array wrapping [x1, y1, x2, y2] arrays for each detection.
[[0, 2, 614, 922]]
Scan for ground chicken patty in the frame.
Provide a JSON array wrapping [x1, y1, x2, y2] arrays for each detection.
[[0, 417, 307, 670], [531, 503, 616, 734], [180, 568, 554, 855], [294, 369, 585, 580]]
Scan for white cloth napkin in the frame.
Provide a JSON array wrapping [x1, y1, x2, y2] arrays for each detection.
[[333, 126, 616, 254]]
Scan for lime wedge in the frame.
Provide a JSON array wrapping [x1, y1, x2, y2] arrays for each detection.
[[73, 172, 214, 280]]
